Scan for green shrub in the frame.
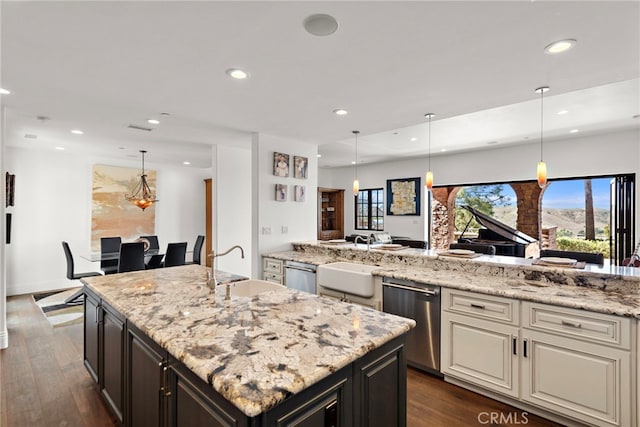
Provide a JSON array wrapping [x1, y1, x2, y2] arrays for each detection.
[[556, 237, 610, 258]]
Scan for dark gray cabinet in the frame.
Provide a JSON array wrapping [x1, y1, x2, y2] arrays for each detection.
[[83, 287, 408, 427]]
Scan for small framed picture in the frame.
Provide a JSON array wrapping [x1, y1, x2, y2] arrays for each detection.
[[293, 156, 308, 179], [294, 185, 306, 202], [274, 152, 290, 177], [275, 184, 287, 201]]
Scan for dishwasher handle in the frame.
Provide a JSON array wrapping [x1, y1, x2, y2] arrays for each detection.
[[285, 265, 316, 273], [383, 282, 437, 296]]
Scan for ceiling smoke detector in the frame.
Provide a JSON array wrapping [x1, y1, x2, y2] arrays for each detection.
[[303, 14, 338, 36]]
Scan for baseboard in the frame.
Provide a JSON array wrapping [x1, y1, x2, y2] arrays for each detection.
[[0, 328, 8, 349]]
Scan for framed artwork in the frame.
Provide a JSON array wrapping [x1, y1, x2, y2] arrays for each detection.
[[294, 185, 306, 202], [275, 184, 288, 201], [293, 156, 308, 179], [386, 177, 421, 216], [273, 152, 290, 177]]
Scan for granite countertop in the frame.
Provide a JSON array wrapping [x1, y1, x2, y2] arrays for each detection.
[[264, 241, 640, 318], [81, 265, 415, 417]]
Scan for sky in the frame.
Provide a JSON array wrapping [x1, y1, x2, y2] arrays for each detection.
[[491, 177, 612, 209]]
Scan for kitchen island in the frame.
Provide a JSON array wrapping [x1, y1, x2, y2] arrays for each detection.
[[81, 264, 415, 426]]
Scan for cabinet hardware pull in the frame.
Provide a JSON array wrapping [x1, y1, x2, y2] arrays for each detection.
[[470, 303, 485, 309], [95, 305, 100, 324], [512, 337, 517, 355], [561, 320, 582, 328], [523, 338, 528, 358]]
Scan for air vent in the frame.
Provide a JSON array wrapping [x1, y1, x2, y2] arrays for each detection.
[[24, 134, 38, 139], [127, 124, 153, 132]]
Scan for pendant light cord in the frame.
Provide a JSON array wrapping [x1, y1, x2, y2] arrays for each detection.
[[428, 115, 432, 170], [353, 130, 359, 180], [540, 90, 544, 162]]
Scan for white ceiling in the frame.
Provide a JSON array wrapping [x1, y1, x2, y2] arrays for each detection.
[[2, 1, 639, 169]]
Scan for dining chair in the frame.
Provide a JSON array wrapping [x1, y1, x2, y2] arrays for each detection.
[[187, 235, 205, 265], [163, 242, 188, 267], [539, 249, 604, 265], [449, 242, 497, 255], [117, 242, 146, 273], [100, 237, 122, 275], [62, 241, 102, 303], [139, 235, 160, 251]]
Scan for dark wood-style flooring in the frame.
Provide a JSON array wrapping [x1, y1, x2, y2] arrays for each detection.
[[1, 295, 564, 427]]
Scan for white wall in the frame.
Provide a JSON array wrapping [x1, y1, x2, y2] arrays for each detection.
[[320, 129, 640, 239], [213, 144, 252, 277], [4, 146, 209, 296], [251, 133, 318, 278]]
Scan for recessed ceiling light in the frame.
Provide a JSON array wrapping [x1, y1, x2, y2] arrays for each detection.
[[226, 68, 249, 80], [570, 129, 579, 133], [0, 88, 11, 95], [351, 161, 356, 165], [119, 146, 125, 150], [71, 129, 84, 135], [183, 161, 191, 165], [557, 110, 569, 115], [147, 119, 160, 125], [410, 137, 417, 142], [55, 147, 65, 151], [317, 154, 322, 158], [487, 141, 498, 145], [303, 14, 338, 37], [544, 39, 577, 54], [333, 109, 348, 116], [441, 148, 447, 152]]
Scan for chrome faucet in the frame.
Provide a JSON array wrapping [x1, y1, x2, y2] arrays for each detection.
[[354, 235, 373, 250], [207, 245, 245, 292]]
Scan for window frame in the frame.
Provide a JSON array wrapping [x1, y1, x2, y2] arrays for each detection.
[[355, 188, 384, 231]]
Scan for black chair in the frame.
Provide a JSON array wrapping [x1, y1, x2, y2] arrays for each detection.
[[100, 237, 121, 275], [540, 249, 605, 265], [62, 241, 102, 303], [163, 242, 188, 267], [187, 235, 205, 265], [139, 235, 160, 250], [450, 242, 497, 255], [117, 242, 146, 273]]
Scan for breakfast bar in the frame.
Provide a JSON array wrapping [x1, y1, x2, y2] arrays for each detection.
[[80, 265, 415, 426]]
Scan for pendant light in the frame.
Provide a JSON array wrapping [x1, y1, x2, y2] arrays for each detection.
[[352, 130, 360, 195], [424, 113, 436, 191], [125, 150, 159, 210], [535, 86, 549, 188]]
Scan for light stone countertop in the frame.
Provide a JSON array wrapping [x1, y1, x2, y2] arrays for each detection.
[[81, 265, 415, 417], [264, 241, 640, 318]]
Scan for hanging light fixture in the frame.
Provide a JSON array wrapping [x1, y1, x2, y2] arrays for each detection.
[[424, 113, 436, 191], [535, 86, 550, 188], [352, 130, 360, 195], [125, 150, 158, 210]]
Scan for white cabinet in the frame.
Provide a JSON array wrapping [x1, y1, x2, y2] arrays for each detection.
[[441, 289, 520, 398], [262, 257, 284, 284], [441, 289, 636, 427], [521, 302, 634, 427]]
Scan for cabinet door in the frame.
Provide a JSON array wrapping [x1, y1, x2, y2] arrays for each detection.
[[102, 304, 125, 424], [83, 291, 100, 383], [521, 329, 632, 427], [168, 363, 244, 427], [127, 326, 165, 427], [441, 312, 519, 398], [353, 338, 406, 427]]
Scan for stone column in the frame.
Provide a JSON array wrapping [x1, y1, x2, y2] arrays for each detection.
[[510, 183, 544, 241]]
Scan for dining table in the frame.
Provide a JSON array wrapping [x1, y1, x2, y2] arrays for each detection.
[[81, 248, 164, 263]]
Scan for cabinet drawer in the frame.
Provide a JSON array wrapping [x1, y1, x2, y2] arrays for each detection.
[[263, 272, 283, 284], [443, 289, 519, 325], [263, 257, 283, 274], [523, 302, 632, 349]]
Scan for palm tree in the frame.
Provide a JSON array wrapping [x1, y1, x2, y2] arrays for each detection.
[[585, 179, 595, 240]]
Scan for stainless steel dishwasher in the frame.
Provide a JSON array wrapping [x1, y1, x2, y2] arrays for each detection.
[[382, 277, 441, 375], [284, 261, 317, 294]]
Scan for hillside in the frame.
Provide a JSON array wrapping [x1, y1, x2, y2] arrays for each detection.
[[492, 206, 609, 237]]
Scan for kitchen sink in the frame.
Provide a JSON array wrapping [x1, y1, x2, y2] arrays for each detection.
[[317, 262, 378, 298], [227, 279, 286, 297]]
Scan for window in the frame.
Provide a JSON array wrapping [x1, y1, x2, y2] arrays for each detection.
[[355, 188, 384, 231]]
